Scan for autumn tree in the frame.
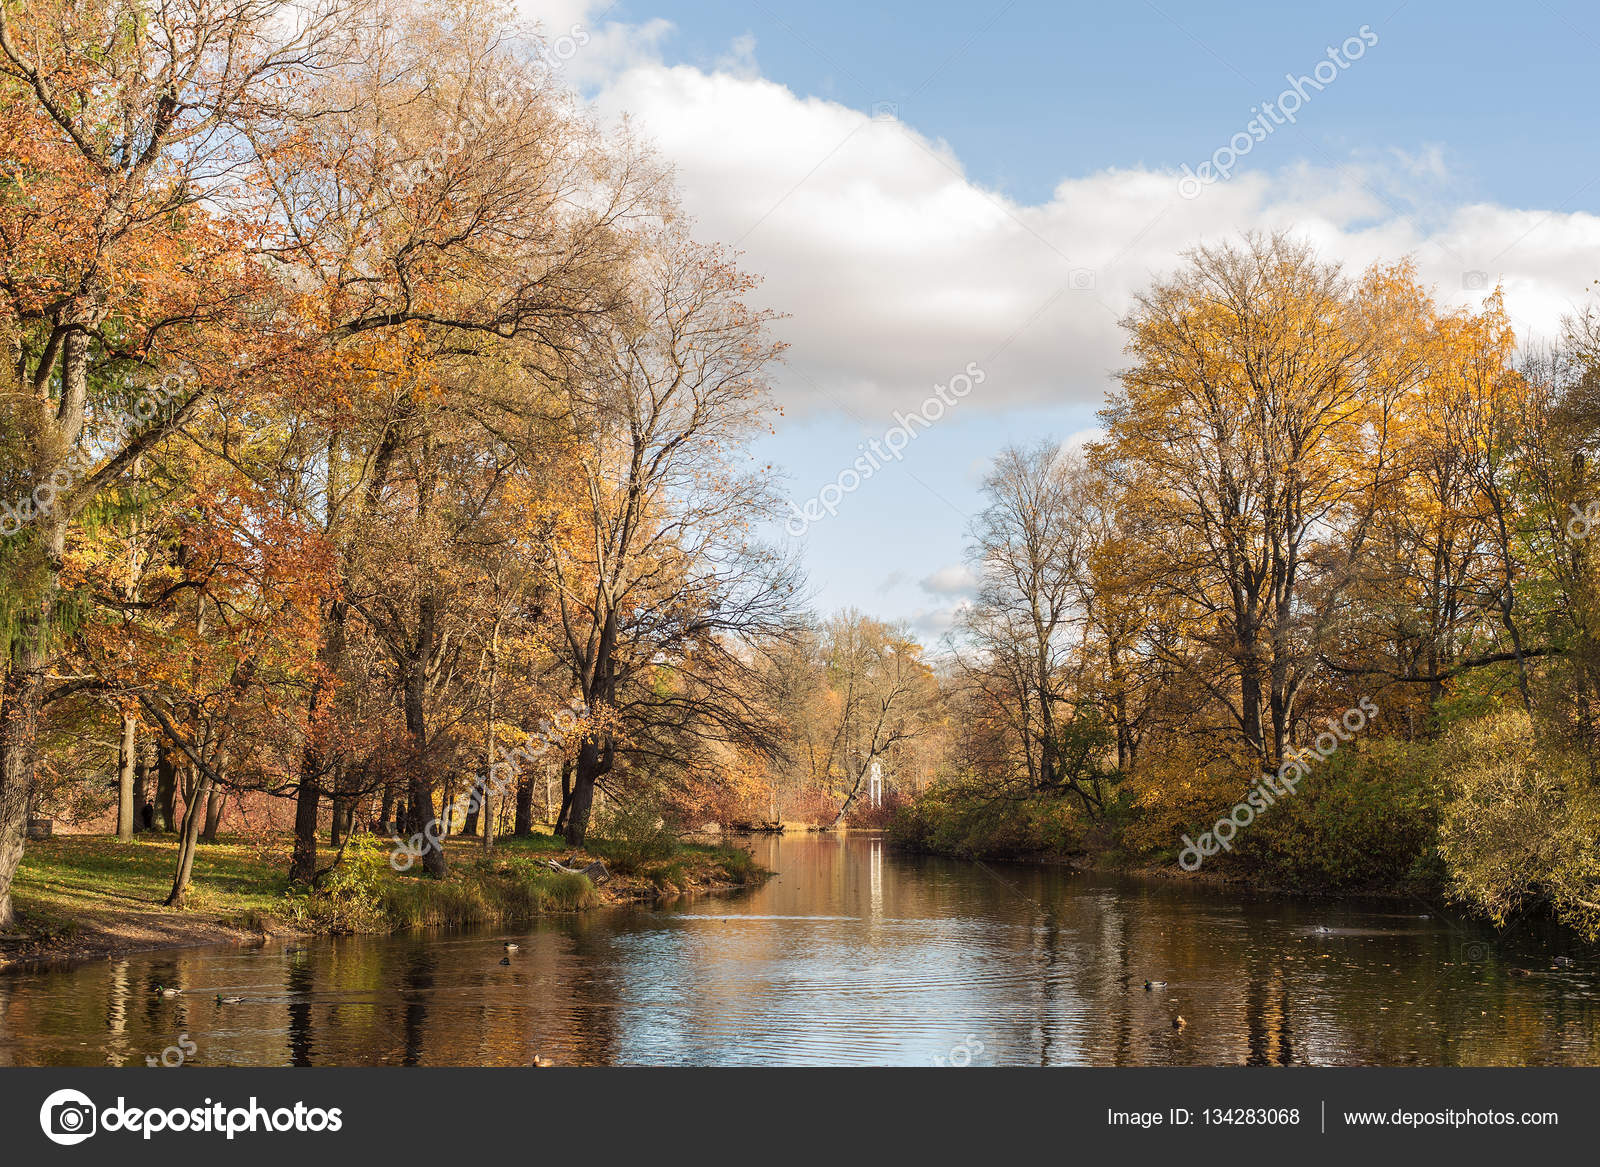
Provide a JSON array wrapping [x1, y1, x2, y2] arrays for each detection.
[[0, 0, 356, 922], [542, 226, 795, 846], [1097, 233, 1410, 769]]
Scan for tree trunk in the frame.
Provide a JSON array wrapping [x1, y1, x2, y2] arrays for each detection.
[[514, 776, 534, 835], [331, 792, 353, 846], [289, 766, 320, 885], [827, 759, 874, 830], [155, 743, 178, 832], [133, 747, 149, 833], [116, 713, 137, 841], [403, 662, 448, 878], [379, 781, 397, 833], [166, 771, 212, 907], [0, 337, 84, 924], [563, 740, 609, 847], [0, 626, 48, 927], [200, 786, 225, 843], [482, 621, 499, 853], [553, 762, 575, 836]]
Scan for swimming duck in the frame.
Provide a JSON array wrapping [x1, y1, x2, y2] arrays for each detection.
[[1553, 956, 1575, 968], [1314, 925, 1332, 934], [530, 1055, 555, 1068], [503, 941, 519, 951], [1509, 968, 1532, 978], [1173, 1016, 1187, 1030], [154, 985, 182, 998], [215, 994, 245, 1004], [499, 956, 511, 966], [1143, 980, 1167, 990]]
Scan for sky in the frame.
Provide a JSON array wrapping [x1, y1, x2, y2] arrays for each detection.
[[519, 0, 1600, 640]]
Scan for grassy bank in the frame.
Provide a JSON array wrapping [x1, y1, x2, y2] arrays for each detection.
[[2, 830, 769, 970]]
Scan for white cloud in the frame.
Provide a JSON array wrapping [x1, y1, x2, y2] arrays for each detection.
[[921, 564, 978, 597], [535, 4, 1600, 420], [910, 599, 971, 642]]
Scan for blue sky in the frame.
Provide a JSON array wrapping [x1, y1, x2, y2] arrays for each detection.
[[631, 0, 1597, 211], [544, 0, 1600, 640]]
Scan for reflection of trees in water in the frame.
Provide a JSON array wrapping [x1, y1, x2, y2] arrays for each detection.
[[286, 957, 314, 1066], [398, 943, 437, 1066], [555, 915, 627, 1066], [1243, 961, 1294, 1066]]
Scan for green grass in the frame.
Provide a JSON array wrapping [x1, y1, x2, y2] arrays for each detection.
[[472, 831, 573, 856], [379, 863, 599, 929], [9, 829, 765, 951], [12, 835, 290, 925]]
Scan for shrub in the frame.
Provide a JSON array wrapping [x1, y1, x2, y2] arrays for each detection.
[[1119, 738, 1255, 860], [590, 798, 679, 873], [283, 834, 389, 933], [1235, 738, 1443, 891], [1436, 710, 1600, 938], [889, 776, 1089, 858]]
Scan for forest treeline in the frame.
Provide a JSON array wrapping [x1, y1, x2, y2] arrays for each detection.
[[897, 234, 1600, 937], [3, 2, 1597, 939]]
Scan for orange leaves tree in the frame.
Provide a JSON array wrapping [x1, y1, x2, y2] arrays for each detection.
[[0, 0, 357, 922]]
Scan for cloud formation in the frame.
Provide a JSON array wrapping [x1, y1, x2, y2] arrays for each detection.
[[544, 4, 1600, 419]]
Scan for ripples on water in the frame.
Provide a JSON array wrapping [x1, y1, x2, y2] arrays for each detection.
[[2, 833, 1598, 1066]]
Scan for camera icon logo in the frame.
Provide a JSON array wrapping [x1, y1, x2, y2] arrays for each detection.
[[1069, 268, 1096, 291], [39, 1088, 97, 1146], [871, 100, 899, 120], [1462, 269, 1490, 291]]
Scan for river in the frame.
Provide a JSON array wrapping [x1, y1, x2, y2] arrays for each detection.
[[2, 832, 1597, 1066]]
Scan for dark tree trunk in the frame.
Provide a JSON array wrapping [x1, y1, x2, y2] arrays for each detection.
[[156, 743, 178, 832], [402, 659, 448, 878], [330, 793, 353, 846], [553, 761, 575, 835], [132, 744, 149, 833], [379, 781, 397, 833], [289, 766, 320, 885], [514, 777, 534, 835], [0, 625, 48, 926], [200, 786, 225, 843], [563, 740, 609, 847]]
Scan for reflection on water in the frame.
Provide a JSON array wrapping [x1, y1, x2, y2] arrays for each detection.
[[2, 832, 1599, 1066]]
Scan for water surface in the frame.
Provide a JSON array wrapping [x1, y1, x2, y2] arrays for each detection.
[[3, 833, 1597, 1065]]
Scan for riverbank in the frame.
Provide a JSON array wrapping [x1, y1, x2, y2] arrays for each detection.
[[1, 832, 768, 972]]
